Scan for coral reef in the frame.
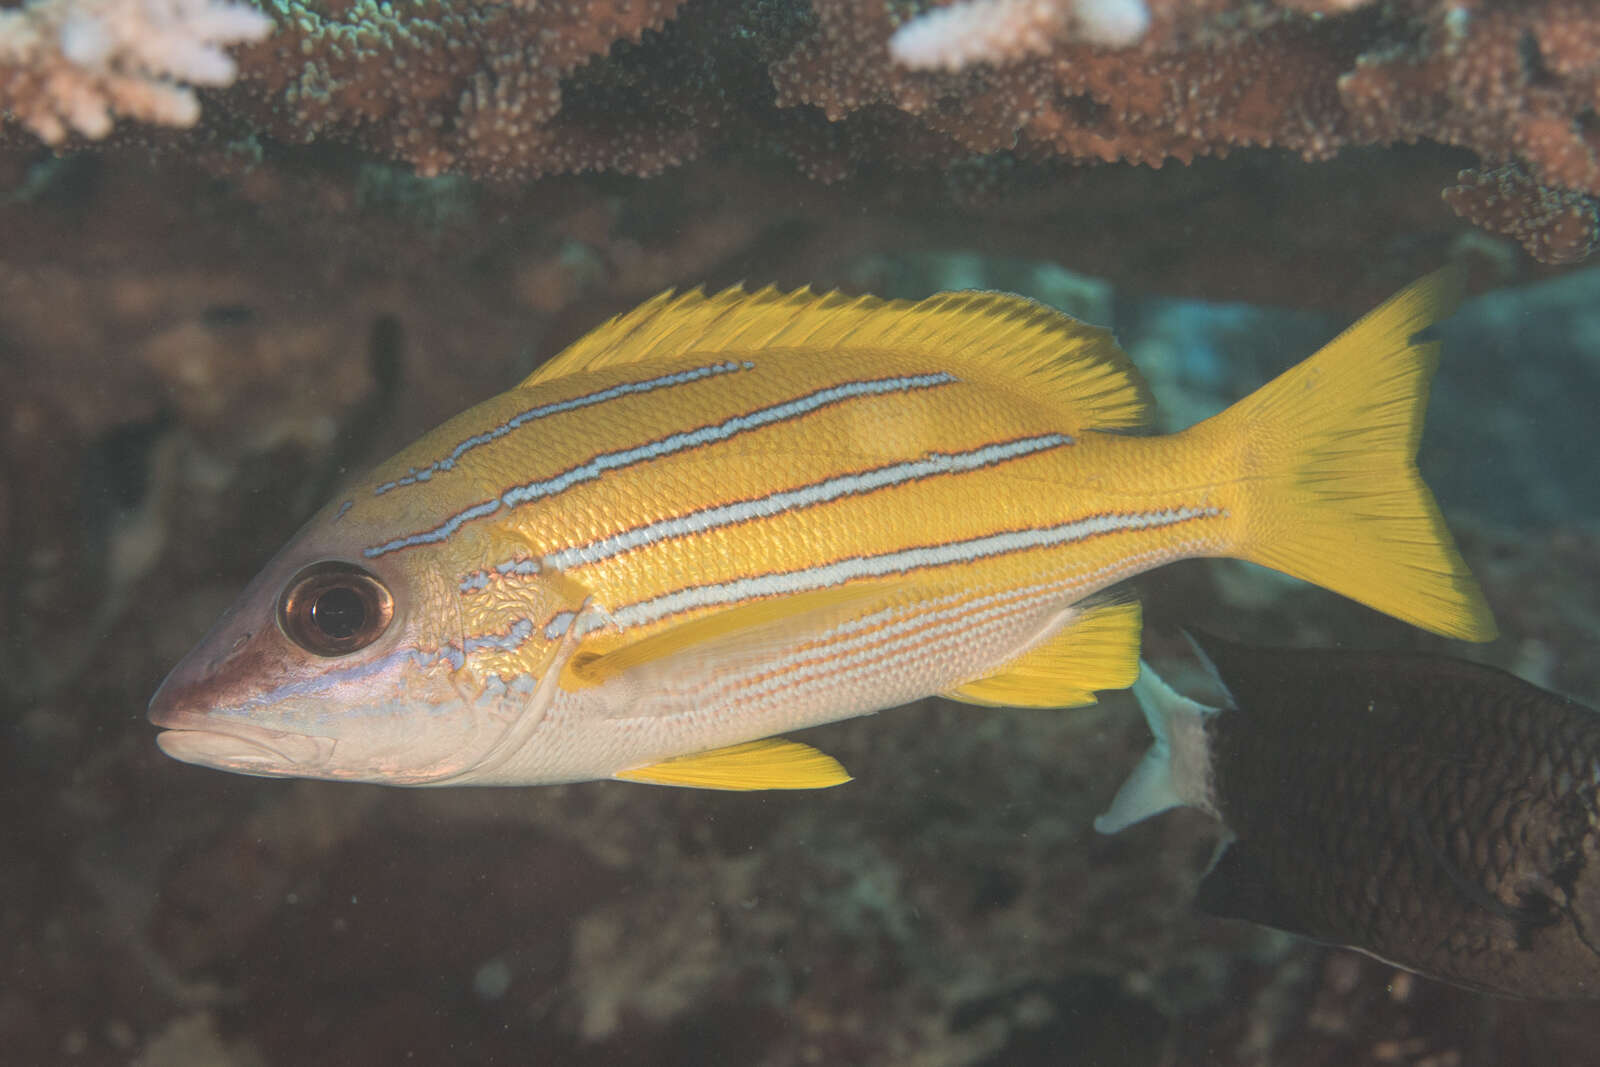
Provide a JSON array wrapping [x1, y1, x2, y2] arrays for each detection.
[[888, 0, 1153, 71], [1338, 2, 1600, 203], [1444, 162, 1600, 265], [226, 0, 698, 179], [3, 0, 1599, 261], [0, 0, 270, 143]]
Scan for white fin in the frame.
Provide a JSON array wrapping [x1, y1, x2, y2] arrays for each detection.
[[1093, 662, 1219, 834], [1182, 629, 1241, 708]]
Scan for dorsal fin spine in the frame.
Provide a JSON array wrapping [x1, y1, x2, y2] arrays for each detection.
[[521, 284, 1151, 433]]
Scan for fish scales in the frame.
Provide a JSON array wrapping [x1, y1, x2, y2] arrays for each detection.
[[388, 363, 1148, 599], [533, 587, 1081, 785], [149, 275, 1495, 789], [370, 347, 1221, 697], [1100, 636, 1600, 1000]]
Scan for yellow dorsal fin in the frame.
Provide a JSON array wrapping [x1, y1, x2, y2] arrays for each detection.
[[614, 738, 851, 790], [562, 583, 888, 689], [522, 286, 1152, 432], [944, 595, 1142, 708]]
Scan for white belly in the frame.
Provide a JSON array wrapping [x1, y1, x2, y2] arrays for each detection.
[[474, 580, 1086, 785]]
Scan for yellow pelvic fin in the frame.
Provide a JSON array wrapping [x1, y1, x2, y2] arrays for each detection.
[[1195, 265, 1496, 642], [944, 595, 1143, 708], [614, 738, 852, 790], [522, 285, 1152, 431], [563, 582, 890, 690]]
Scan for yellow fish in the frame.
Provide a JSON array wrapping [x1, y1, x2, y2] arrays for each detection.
[[148, 269, 1495, 789]]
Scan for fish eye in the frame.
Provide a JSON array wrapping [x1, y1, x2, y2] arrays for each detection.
[[277, 562, 395, 657]]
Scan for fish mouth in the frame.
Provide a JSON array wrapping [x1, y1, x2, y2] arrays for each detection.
[[149, 706, 333, 776]]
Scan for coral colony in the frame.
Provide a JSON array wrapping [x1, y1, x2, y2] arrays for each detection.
[[0, 0, 1596, 263]]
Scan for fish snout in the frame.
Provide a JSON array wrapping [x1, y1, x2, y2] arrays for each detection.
[[206, 629, 256, 675], [147, 632, 251, 728], [147, 631, 333, 776]]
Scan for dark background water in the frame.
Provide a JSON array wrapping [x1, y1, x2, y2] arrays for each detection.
[[2, 121, 1599, 1067]]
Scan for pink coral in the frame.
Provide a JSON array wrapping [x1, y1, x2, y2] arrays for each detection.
[[0, 0, 271, 142], [2, 0, 1598, 261], [890, 0, 1152, 71], [1443, 162, 1599, 265]]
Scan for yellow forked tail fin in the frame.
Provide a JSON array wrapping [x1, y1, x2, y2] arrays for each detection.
[[1199, 267, 1496, 641]]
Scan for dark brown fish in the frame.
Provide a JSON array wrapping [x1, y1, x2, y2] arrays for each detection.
[[1096, 632, 1600, 999]]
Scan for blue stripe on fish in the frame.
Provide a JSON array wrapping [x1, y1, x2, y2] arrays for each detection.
[[607, 505, 1224, 630], [460, 434, 1071, 592], [459, 558, 543, 595], [462, 617, 536, 656], [374, 360, 755, 495], [536, 433, 1073, 571], [544, 610, 578, 641], [217, 616, 540, 713], [366, 371, 961, 559]]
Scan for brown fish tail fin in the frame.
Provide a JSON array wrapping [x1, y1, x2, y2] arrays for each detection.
[[1205, 267, 1497, 641]]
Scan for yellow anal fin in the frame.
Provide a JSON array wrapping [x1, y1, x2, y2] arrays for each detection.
[[944, 595, 1142, 708], [563, 583, 887, 690], [614, 738, 852, 790], [521, 285, 1151, 432]]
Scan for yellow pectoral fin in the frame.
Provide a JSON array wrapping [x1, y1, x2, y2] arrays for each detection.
[[945, 595, 1142, 709], [562, 582, 892, 690], [614, 738, 852, 790]]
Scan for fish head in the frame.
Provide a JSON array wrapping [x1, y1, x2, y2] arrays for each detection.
[[148, 492, 570, 786]]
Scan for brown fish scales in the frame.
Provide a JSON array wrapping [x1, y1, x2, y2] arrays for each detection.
[[1098, 634, 1600, 1000]]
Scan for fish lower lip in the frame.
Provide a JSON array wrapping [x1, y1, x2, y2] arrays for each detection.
[[150, 709, 329, 773]]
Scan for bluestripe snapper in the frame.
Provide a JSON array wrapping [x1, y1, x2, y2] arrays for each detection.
[[149, 270, 1494, 788]]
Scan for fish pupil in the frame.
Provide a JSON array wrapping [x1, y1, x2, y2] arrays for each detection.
[[311, 586, 367, 639], [277, 561, 394, 656]]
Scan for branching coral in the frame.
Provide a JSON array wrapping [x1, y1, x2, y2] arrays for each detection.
[[889, 0, 1152, 71], [772, 0, 1356, 167], [1339, 1, 1600, 196], [783, 0, 1600, 260], [2, 0, 1598, 263], [0, 0, 271, 143], [1443, 162, 1599, 264], [220, 0, 699, 179]]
